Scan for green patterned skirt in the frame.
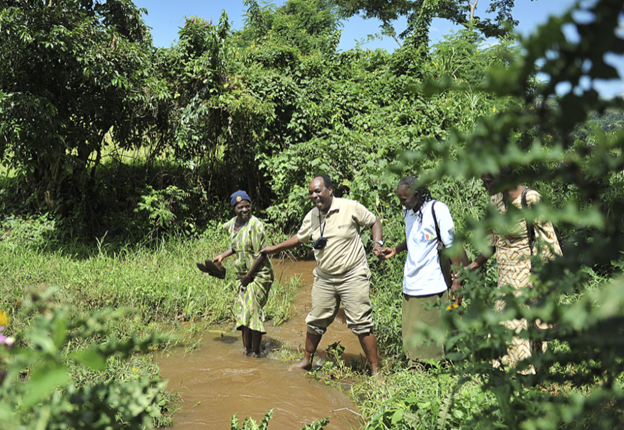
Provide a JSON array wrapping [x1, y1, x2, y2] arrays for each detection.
[[235, 278, 272, 334]]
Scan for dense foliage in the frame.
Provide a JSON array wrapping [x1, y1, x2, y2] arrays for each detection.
[[0, 0, 168, 216], [1, 0, 514, 240], [400, 0, 624, 428]]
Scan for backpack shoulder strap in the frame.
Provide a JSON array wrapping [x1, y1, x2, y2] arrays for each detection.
[[431, 200, 442, 240], [431, 200, 452, 287], [522, 187, 536, 252], [521, 187, 531, 208]]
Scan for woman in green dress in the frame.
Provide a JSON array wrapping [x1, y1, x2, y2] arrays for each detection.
[[213, 190, 274, 356]]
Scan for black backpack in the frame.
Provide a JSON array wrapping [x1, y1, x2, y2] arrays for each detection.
[[521, 187, 564, 254]]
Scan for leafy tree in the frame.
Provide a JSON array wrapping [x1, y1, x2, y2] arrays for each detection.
[[238, 0, 342, 55], [0, 0, 167, 212], [333, 0, 520, 47], [153, 11, 280, 210], [0, 0, 527, 240]]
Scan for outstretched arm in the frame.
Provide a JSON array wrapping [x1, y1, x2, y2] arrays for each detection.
[[379, 241, 407, 260], [449, 248, 470, 305], [213, 248, 234, 263], [371, 217, 384, 260], [468, 246, 496, 271], [260, 235, 302, 255]]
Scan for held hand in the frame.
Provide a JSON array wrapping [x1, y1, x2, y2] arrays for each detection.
[[379, 247, 397, 260], [213, 255, 224, 264], [259, 245, 275, 255], [468, 261, 479, 272], [450, 279, 462, 306], [372, 243, 385, 260], [241, 274, 253, 287]]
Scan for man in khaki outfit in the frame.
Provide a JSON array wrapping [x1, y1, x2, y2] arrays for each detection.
[[261, 174, 384, 374]]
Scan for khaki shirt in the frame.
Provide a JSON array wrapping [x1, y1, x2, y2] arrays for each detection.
[[297, 197, 377, 275]]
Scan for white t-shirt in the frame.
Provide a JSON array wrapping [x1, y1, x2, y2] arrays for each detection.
[[403, 200, 456, 296]]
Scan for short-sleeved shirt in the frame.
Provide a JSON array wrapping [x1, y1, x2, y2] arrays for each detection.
[[297, 197, 377, 276], [223, 215, 274, 281], [403, 200, 456, 296]]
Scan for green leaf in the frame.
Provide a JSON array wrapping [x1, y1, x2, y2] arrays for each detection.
[[22, 363, 70, 409], [391, 409, 403, 425], [70, 348, 107, 371], [52, 317, 67, 349]]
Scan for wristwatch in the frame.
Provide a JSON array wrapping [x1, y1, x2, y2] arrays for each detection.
[[373, 240, 384, 246]]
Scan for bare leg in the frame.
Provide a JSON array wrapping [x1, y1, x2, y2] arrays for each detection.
[[241, 327, 252, 356], [251, 330, 263, 356], [288, 332, 322, 371], [358, 332, 380, 375]]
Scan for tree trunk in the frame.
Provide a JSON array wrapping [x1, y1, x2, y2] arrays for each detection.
[[469, 0, 479, 23]]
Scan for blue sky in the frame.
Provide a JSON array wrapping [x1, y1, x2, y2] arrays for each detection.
[[133, 0, 623, 98]]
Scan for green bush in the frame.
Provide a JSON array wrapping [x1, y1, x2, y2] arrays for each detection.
[[0, 292, 171, 430]]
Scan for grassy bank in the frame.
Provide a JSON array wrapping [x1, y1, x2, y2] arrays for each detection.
[[0, 215, 297, 325], [0, 215, 302, 428]]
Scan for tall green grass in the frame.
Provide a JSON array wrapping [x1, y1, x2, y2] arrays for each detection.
[[0, 216, 297, 327]]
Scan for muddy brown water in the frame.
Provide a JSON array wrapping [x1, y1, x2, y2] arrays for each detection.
[[158, 260, 365, 429]]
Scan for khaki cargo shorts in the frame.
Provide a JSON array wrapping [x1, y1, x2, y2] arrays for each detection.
[[305, 266, 373, 336]]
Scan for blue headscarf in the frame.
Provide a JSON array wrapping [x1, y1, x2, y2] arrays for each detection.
[[230, 190, 251, 207]]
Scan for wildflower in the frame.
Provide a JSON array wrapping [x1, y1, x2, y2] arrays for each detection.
[[0, 313, 14, 349], [445, 303, 460, 311], [0, 311, 9, 328], [0, 333, 14, 348], [132, 367, 137, 372]]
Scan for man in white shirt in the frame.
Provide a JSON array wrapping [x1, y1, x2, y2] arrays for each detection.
[[380, 176, 464, 362]]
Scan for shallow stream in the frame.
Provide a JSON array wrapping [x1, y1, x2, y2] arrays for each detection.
[[157, 260, 365, 429]]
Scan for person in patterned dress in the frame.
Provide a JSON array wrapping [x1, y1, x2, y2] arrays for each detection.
[[213, 190, 274, 356], [468, 170, 562, 372]]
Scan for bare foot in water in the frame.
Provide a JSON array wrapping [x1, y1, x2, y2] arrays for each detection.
[[288, 358, 312, 372], [371, 363, 380, 376]]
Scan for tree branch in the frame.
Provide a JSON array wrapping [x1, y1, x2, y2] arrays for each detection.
[[469, 0, 479, 23]]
